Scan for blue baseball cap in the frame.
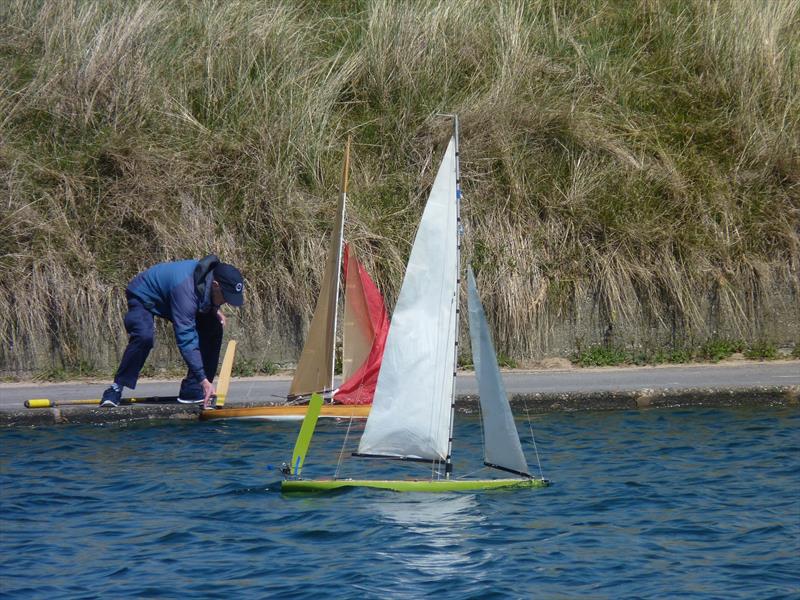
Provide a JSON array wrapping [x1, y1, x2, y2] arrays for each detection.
[[213, 263, 244, 306]]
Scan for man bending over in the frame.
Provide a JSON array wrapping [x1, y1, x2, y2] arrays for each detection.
[[100, 255, 244, 409]]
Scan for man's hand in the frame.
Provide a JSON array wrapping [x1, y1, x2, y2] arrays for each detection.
[[216, 308, 226, 327], [201, 378, 216, 408]]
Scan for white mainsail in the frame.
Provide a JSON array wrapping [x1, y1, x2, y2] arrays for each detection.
[[357, 137, 459, 461], [467, 267, 531, 477]]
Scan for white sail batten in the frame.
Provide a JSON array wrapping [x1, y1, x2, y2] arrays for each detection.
[[467, 267, 531, 477], [357, 138, 459, 461]]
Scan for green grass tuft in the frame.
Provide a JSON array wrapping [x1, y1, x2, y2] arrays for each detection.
[[573, 345, 632, 367], [496, 353, 518, 369], [697, 338, 745, 362], [233, 358, 281, 377], [744, 341, 779, 361]]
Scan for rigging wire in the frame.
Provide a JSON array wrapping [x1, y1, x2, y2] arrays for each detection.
[[477, 395, 486, 453], [334, 416, 356, 479], [523, 399, 545, 480], [473, 394, 489, 478], [455, 465, 491, 479]]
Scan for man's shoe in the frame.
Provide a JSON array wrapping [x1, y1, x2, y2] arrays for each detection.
[[177, 387, 204, 404], [177, 397, 204, 404], [100, 385, 121, 407], [178, 395, 217, 409], [178, 380, 204, 404]]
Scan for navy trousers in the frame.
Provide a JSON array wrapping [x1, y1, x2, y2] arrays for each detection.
[[114, 292, 222, 396]]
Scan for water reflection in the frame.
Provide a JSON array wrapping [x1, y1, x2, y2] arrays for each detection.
[[372, 493, 488, 579], [376, 493, 482, 528]]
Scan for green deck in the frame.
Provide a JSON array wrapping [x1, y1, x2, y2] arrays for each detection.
[[281, 477, 550, 493]]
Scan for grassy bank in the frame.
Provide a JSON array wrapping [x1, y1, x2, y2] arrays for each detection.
[[1, 0, 798, 376]]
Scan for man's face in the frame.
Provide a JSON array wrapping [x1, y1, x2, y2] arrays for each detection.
[[211, 281, 226, 307]]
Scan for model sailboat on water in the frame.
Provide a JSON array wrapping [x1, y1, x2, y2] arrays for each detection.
[[202, 138, 389, 421], [282, 117, 549, 491]]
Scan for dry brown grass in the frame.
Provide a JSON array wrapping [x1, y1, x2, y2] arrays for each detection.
[[1, 0, 798, 375]]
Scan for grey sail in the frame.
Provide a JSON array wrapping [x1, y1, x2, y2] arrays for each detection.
[[466, 267, 531, 477]]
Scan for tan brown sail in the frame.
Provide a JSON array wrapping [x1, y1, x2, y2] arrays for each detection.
[[341, 246, 373, 382], [288, 138, 350, 399]]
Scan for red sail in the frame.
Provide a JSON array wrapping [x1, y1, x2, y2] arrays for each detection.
[[335, 243, 389, 405]]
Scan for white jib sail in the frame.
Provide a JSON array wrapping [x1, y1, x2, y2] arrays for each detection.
[[467, 267, 531, 477], [357, 138, 458, 461]]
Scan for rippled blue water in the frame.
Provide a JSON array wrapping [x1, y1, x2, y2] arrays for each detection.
[[1, 407, 798, 599]]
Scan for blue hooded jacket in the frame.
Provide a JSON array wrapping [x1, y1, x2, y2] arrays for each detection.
[[126, 255, 219, 381]]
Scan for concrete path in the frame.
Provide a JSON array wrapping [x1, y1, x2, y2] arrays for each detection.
[[1, 360, 797, 426]]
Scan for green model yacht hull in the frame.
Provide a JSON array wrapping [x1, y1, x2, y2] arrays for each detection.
[[281, 478, 550, 493]]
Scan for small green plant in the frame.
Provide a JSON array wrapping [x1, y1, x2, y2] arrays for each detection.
[[630, 350, 653, 366], [496, 353, 518, 369], [233, 358, 257, 377], [666, 348, 694, 364], [649, 347, 692, 364], [572, 345, 631, 367], [744, 340, 778, 361], [697, 338, 744, 362], [259, 361, 279, 376], [792, 343, 800, 359], [630, 346, 694, 366], [233, 358, 281, 376]]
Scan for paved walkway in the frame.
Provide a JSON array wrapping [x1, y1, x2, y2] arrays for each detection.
[[1, 360, 797, 427]]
